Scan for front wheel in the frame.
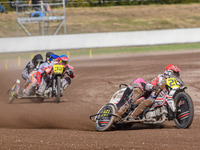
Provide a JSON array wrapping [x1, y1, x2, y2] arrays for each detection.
[[55, 76, 61, 103], [95, 104, 116, 132], [174, 92, 194, 129]]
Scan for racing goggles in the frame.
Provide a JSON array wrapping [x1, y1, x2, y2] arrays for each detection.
[[60, 60, 68, 65]]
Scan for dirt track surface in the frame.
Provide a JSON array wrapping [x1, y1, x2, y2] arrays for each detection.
[[0, 50, 200, 150]]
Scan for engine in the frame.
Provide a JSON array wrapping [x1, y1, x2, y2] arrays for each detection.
[[144, 106, 168, 122], [44, 87, 52, 98]]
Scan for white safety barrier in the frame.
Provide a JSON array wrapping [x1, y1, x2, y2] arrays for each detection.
[[0, 28, 200, 53]]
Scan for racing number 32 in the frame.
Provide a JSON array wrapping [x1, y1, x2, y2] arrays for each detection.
[[166, 78, 179, 88]]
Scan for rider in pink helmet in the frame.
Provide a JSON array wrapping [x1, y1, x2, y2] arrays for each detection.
[[116, 78, 147, 117], [133, 78, 146, 84]]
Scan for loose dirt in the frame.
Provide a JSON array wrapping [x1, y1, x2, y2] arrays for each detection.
[[0, 50, 200, 149]]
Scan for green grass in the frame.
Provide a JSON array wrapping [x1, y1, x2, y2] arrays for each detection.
[[64, 42, 200, 56], [3, 4, 200, 37], [1, 42, 200, 60]]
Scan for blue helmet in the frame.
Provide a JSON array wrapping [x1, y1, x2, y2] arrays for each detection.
[[49, 54, 59, 62]]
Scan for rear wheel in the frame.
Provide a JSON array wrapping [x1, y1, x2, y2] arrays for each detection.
[[55, 76, 61, 103], [95, 104, 116, 131], [174, 92, 194, 128]]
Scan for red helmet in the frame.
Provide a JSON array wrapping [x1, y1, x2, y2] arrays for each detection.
[[164, 64, 181, 77], [59, 55, 69, 65]]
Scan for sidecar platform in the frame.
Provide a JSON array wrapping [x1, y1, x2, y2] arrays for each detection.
[[16, 94, 48, 99]]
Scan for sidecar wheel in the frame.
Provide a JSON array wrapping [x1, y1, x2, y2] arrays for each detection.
[[174, 92, 194, 129], [95, 104, 115, 132], [8, 95, 14, 104], [8, 89, 15, 104]]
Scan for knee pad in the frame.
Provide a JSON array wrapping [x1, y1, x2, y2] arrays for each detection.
[[65, 77, 71, 84], [134, 97, 145, 105], [144, 98, 154, 107]]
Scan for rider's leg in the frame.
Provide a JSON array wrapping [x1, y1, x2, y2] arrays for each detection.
[[61, 77, 71, 93], [23, 79, 30, 89], [24, 77, 37, 96], [129, 98, 155, 120], [116, 87, 144, 116], [134, 97, 145, 106], [131, 88, 144, 105], [115, 86, 133, 116], [21, 69, 31, 92], [36, 75, 50, 96]]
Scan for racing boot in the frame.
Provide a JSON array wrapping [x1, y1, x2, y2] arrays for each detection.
[[35, 90, 43, 97], [127, 98, 154, 121]]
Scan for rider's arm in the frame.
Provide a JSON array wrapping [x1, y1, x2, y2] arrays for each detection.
[[65, 67, 75, 78], [145, 76, 159, 91]]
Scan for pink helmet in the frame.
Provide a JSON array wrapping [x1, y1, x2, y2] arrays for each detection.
[[133, 78, 146, 84]]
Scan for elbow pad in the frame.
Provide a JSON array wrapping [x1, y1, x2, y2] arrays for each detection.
[[145, 84, 154, 91]]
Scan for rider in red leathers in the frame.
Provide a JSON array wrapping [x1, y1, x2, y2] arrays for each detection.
[[127, 74, 166, 121], [127, 64, 181, 121], [36, 54, 75, 96], [36, 53, 60, 96]]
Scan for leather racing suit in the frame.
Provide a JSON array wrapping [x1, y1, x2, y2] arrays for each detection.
[[37, 61, 75, 96], [129, 74, 166, 120], [115, 78, 147, 117]]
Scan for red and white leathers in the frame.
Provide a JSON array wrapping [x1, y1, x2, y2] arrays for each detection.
[[129, 74, 166, 120], [36, 62, 49, 85], [36, 62, 52, 95]]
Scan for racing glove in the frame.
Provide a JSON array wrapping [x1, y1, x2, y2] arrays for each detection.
[[66, 69, 75, 78]]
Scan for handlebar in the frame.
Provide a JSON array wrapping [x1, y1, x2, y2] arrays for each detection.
[[119, 84, 128, 89]]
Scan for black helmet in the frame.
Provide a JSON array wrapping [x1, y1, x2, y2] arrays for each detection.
[[46, 52, 55, 62], [32, 54, 43, 66]]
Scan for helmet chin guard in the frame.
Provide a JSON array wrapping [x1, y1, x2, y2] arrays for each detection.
[[164, 64, 181, 78]]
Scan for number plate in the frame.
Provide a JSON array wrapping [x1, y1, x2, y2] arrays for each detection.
[[103, 109, 111, 117], [166, 78, 179, 88], [53, 65, 63, 74]]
